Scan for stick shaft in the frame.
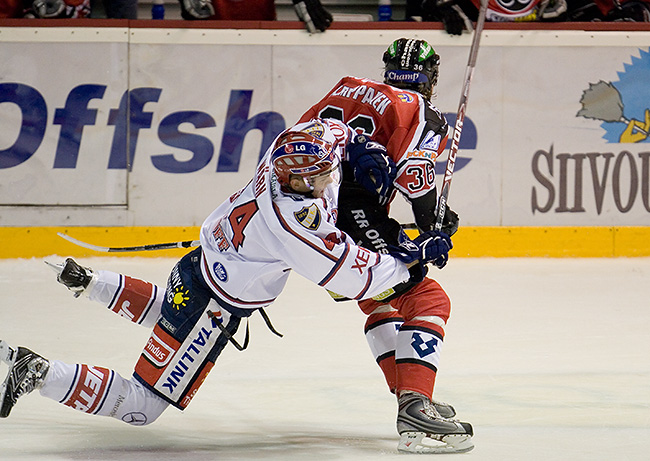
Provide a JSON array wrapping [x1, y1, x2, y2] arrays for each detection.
[[57, 232, 200, 253], [434, 0, 488, 232]]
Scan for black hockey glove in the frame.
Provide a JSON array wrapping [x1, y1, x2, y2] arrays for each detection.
[[179, 0, 214, 19], [346, 135, 397, 207], [388, 229, 452, 272], [292, 0, 333, 33], [421, 0, 471, 35], [440, 206, 459, 237]]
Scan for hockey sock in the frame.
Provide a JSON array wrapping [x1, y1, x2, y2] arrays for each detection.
[[88, 271, 164, 328], [364, 309, 404, 394], [395, 319, 445, 399], [40, 360, 168, 425]]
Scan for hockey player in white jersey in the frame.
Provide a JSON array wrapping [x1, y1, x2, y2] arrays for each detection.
[[0, 119, 456, 434]]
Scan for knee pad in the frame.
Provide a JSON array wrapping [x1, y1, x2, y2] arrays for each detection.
[[391, 278, 451, 323]]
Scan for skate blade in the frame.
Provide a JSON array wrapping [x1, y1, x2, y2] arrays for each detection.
[[398, 431, 474, 454], [0, 340, 17, 365], [44, 260, 83, 298], [44, 260, 64, 276]]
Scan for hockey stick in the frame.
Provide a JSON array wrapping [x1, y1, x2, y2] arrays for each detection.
[[434, 0, 488, 232], [57, 232, 200, 253]]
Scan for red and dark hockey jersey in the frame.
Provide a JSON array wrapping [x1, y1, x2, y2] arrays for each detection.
[[299, 76, 449, 202]]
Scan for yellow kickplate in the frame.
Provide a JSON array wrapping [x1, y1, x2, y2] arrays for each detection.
[[0, 226, 648, 258]]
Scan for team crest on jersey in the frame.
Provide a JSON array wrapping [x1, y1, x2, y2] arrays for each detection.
[[213, 262, 228, 282], [303, 121, 325, 139], [397, 93, 415, 103], [294, 204, 321, 230]]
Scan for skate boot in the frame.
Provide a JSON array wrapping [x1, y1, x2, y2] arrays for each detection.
[[0, 341, 50, 418], [431, 399, 456, 419], [45, 258, 96, 297], [396, 392, 474, 454]]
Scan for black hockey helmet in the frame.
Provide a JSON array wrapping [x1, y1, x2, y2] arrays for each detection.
[[383, 38, 440, 100]]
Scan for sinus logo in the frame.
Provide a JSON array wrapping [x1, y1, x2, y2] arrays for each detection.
[[577, 47, 650, 144]]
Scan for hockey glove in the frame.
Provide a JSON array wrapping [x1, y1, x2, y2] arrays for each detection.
[[292, 0, 333, 33], [179, 0, 214, 20], [388, 229, 452, 271], [440, 205, 459, 237], [346, 135, 397, 206]]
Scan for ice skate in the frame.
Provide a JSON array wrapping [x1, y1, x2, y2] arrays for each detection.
[[430, 399, 456, 419], [0, 341, 50, 418], [45, 258, 96, 297], [396, 392, 474, 454]]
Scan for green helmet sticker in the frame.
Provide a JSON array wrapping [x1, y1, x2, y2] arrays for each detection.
[[387, 40, 398, 57], [419, 42, 434, 62]]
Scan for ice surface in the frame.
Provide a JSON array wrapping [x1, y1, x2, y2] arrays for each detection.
[[1, 256, 649, 460]]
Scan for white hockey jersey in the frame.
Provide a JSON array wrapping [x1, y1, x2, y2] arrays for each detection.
[[199, 119, 411, 312]]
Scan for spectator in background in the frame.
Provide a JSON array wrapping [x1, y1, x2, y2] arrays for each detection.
[[0, 0, 91, 17], [100, 0, 137, 18], [406, 0, 477, 34], [407, 0, 649, 35], [565, 0, 650, 21], [178, 0, 332, 33], [0, 0, 22, 17], [406, 0, 568, 34]]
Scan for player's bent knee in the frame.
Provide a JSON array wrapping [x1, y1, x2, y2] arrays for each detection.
[[105, 377, 170, 427]]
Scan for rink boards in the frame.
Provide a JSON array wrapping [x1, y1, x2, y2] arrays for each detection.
[[0, 25, 649, 257], [0, 225, 648, 258]]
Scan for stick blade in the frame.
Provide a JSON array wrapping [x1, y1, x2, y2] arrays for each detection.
[[57, 232, 112, 252]]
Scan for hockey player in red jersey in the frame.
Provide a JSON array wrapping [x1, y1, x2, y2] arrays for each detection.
[[299, 38, 473, 454], [0, 119, 461, 441]]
